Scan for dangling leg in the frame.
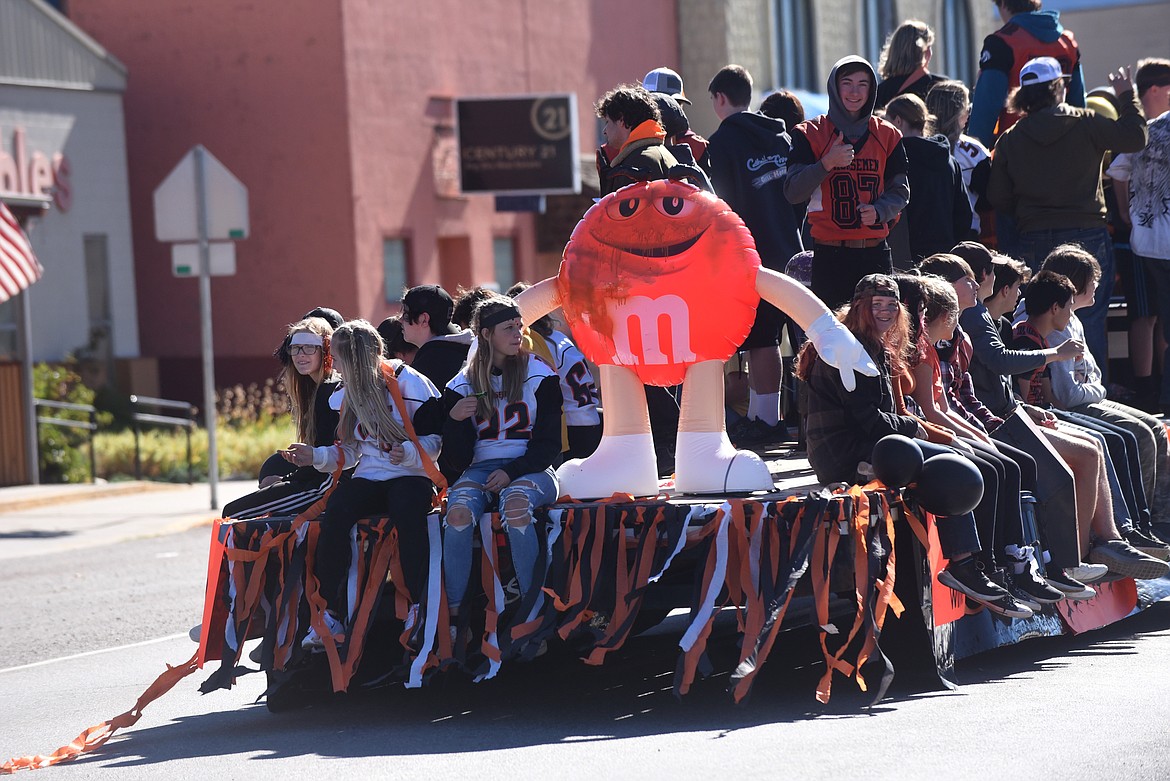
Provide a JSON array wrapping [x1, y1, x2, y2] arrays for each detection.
[[556, 364, 659, 499], [674, 359, 773, 494]]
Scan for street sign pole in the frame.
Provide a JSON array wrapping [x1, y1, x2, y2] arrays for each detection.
[[194, 146, 219, 510]]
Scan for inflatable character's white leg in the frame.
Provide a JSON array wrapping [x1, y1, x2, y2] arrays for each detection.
[[556, 364, 660, 500], [674, 360, 774, 494]]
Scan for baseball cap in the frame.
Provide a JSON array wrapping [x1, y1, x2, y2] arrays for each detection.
[[1019, 57, 1069, 87], [402, 284, 458, 333], [642, 67, 690, 104]]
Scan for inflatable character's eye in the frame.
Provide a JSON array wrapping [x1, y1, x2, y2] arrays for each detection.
[[654, 196, 695, 218], [606, 197, 642, 220]]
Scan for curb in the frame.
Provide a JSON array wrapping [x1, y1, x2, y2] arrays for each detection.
[[0, 481, 189, 514]]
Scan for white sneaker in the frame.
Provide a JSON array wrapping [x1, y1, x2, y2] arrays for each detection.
[[301, 610, 344, 650], [1065, 563, 1109, 584]]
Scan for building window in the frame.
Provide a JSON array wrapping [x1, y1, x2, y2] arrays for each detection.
[[493, 237, 516, 292], [383, 238, 410, 303], [773, 0, 818, 91], [940, 0, 975, 89], [861, 0, 898, 66]]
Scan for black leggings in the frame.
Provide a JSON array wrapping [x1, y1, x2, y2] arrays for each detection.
[[314, 475, 434, 614], [963, 438, 1034, 572]]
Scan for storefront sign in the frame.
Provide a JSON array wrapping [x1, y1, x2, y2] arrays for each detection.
[[0, 127, 71, 212], [456, 94, 580, 196]]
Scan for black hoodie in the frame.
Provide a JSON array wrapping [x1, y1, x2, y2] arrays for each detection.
[[888, 133, 973, 265], [704, 110, 802, 265]]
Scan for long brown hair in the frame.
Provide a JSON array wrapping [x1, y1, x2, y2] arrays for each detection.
[[331, 320, 409, 449], [470, 297, 528, 422], [795, 298, 910, 381], [282, 317, 338, 444]]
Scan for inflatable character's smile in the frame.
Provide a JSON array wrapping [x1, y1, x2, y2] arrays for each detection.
[[607, 229, 706, 257]]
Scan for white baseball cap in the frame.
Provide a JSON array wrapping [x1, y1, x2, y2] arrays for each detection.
[[1019, 57, 1069, 87]]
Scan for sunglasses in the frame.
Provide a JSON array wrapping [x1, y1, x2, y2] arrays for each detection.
[[289, 344, 322, 356]]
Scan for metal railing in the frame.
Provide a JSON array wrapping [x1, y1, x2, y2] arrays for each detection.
[[130, 395, 197, 483], [34, 398, 98, 483]]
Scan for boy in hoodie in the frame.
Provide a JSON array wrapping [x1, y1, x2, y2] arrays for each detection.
[[988, 58, 1148, 377], [785, 56, 910, 312], [705, 64, 802, 443], [969, 0, 1085, 147], [882, 94, 973, 266]]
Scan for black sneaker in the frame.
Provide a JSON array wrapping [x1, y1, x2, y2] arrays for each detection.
[[727, 417, 756, 448], [980, 592, 1036, 619], [749, 418, 790, 448], [1123, 528, 1170, 561], [938, 557, 1011, 601], [1148, 522, 1170, 547], [1045, 570, 1096, 601], [1088, 539, 1170, 580], [1012, 569, 1065, 606]]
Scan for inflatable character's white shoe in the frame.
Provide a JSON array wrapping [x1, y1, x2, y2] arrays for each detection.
[[556, 433, 660, 500], [673, 431, 774, 494]]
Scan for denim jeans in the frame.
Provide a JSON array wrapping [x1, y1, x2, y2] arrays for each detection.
[[442, 458, 559, 608], [1018, 226, 1114, 379]]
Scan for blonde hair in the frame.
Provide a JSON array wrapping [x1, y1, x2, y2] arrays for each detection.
[[331, 319, 409, 450], [925, 80, 970, 148], [878, 20, 934, 80], [469, 297, 528, 422], [885, 93, 935, 135], [282, 317, 337, 445]]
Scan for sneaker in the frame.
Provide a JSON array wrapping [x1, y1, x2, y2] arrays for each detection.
[[728, 417, 789, 448], [1011, 569, 1065, 606], [1045, 570, 1097, 601], [938, 557, 1011, 602], [1123, 528, 1170, 561], [1064, 563, 1109, 584], [301, 610, 344, 650], [1088, 539, 1170, 580], [980, 592, 1035, 619], [1147, 522, 1170, 547]]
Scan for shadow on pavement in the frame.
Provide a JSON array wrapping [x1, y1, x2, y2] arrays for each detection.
[[72, 603, 1170, 769]]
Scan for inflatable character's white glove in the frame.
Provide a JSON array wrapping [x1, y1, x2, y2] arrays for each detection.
[[805, 312, 879, 393]]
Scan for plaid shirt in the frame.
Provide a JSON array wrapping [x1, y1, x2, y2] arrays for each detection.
[[1009, 319, 1050, 405], [937, 326, 1005, 433]]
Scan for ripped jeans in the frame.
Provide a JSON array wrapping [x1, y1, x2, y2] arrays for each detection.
[[442, 459, 559, 609]]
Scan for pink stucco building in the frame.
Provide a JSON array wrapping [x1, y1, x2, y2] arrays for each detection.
[[68, 0, 679, 400]]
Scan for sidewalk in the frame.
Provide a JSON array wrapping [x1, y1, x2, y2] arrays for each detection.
[[0, 479, 255, 561]]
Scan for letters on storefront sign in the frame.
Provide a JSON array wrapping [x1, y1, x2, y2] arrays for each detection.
[[0, 127, 72, 212]]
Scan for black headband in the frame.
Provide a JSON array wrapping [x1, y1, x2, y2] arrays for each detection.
[[481, 305, 522, 330]]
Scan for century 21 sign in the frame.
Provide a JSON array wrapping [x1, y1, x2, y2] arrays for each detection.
[[456, 94, 581, 196], [0, 126, 72, 212]]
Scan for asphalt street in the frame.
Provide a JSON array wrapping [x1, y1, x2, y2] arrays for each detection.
[[2, 482, 1170, 779]]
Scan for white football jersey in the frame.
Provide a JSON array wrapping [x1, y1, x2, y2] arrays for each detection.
[[545, 330, 600, 426], [447, 353, 557, 463]]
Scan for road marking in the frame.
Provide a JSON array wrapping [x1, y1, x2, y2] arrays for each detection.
[[0, 633, 190, 675]]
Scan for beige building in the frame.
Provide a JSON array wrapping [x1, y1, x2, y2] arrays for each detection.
[[1060, 1, 1170, 89], [679, 0, 999, 137], [674, 1, 1170, 138]]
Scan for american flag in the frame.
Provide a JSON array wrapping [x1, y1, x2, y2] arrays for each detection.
[[0, 201, 43, 303]]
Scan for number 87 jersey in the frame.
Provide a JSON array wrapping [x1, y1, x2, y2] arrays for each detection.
[[791, 114, 906, 242]]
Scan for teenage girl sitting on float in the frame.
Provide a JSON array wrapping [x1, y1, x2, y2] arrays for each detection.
[[222, 316, 342, 521], [440, 297, 564, 644], [797, 274, 1020, 615], [285, 319, 444, 648]]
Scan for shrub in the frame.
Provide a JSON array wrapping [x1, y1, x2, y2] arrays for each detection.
[[33, 361, 113, 483], [95, 420, 295, 482]]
